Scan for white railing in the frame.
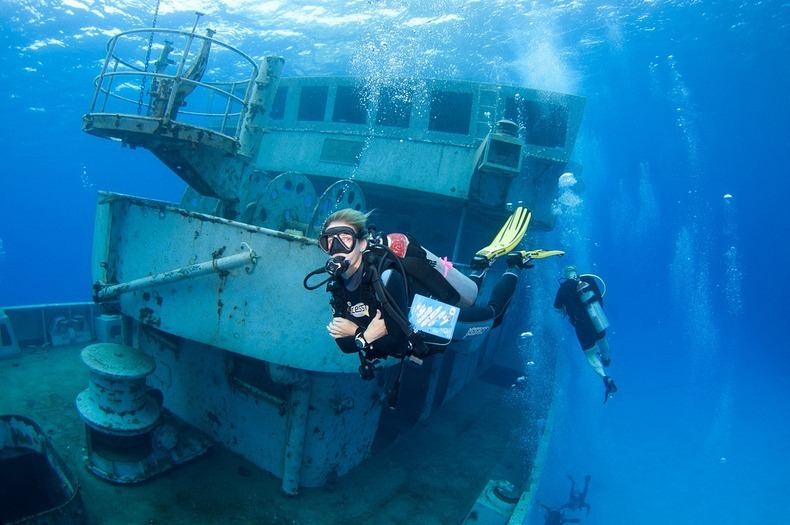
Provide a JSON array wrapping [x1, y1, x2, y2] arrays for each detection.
[[87, 27, 259, 141]]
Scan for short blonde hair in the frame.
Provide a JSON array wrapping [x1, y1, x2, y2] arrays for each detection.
[[322, 208, 371, 234]]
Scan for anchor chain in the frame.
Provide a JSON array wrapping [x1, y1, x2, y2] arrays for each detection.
[[137, 0, 163, 115]]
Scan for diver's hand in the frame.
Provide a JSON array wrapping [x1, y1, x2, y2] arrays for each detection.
[[363, 310, 388, 343], [326, 317, 359, 339]]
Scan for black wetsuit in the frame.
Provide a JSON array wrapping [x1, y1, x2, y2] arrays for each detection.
[[553, 276, 605, 350], [451, 271, 519, 340], [330, 251, 519, 356], [331, 263, 410, 359]]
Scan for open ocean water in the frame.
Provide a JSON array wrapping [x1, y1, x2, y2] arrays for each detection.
[[0, 1, 788, 524]]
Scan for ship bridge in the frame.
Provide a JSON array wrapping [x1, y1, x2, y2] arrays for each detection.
[[83, 25, 585, 234]]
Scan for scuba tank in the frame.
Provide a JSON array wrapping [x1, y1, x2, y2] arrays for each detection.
[[576, 279, 609, 333]]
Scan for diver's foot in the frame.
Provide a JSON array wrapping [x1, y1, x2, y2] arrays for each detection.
[[603, 376, 617, 403], [470, 255, 491, 271], [506, 251, 535, 270]]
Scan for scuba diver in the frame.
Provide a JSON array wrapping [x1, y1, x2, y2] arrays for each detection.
[[539, 503, 580, 525], [554, 265, 617, 403], [309, 207, 555, 381], [561, 474, 591, 515]]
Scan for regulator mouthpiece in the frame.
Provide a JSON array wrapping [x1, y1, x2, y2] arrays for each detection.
[[325, 257, 349, 277]]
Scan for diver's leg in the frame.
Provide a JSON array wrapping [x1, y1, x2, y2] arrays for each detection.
[[460, 271, 517, 324], [567, 475, 576, 501], [597, 337, 611, 366], [469, 268, 487, 289], [583, 346, 606, 378], [489, 271, 518, 327]]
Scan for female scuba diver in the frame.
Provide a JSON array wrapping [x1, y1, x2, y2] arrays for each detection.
[[321, 209, 412, 364], [313, 208, 532, 380]]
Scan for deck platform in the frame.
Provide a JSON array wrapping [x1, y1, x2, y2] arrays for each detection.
[[1, 343, 549, 524]]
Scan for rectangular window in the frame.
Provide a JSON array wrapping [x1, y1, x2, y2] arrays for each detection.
[[297, 85, 329, 121], [320, 138, 365, 166], [429, 90, 472, 135], [332, 86, 368, 124], [376, 86, 412, 128], [269, 86, 287, 120], [505, 97, 568, 148]]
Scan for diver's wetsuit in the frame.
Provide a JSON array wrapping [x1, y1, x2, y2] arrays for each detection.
[[331, 263, 410, 359], [331, 260, 520, 357], [553, 276, 605, 350], [453, 271, 519, 336]]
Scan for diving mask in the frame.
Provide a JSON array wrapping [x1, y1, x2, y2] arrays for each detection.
[[319, 226, 363, 255]]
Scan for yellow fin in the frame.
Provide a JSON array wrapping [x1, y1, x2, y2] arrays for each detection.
[[475, 207, 532, 261], [521, 249, 565, 260]]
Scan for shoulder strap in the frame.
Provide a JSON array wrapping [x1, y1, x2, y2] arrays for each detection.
[[326, 278, 346, 317]]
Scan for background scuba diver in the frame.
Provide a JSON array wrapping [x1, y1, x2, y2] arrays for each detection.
[[554, 265, 618, 402], [561, 474, 591, 515], [319, 208, 534, 379], [539, 503, 580, 525]]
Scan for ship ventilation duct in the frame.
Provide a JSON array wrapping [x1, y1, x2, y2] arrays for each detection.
[[469, 120, 525, 206]]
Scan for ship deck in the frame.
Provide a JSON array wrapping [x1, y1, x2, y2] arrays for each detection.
[[1, 342, 550, 524]]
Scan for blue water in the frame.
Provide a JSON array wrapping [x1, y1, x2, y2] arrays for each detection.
[[1, 1, 787, 524]]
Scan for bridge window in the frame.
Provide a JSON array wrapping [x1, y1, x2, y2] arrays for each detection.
[[298, 86, 329, 121], [505, 97, 568, 148], [429, 90, 472, 135], [269, 86, 287, 120], [332, 86, 368, 124], [376, 86, 412, 128]]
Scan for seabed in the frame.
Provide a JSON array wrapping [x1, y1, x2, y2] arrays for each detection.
[[1, 343, 550, 524]]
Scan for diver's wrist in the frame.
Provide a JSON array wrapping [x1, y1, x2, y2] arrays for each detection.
[[354, 331, 370, 350]]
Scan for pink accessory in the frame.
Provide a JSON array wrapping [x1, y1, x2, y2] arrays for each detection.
[[441, 256, 453, 278]]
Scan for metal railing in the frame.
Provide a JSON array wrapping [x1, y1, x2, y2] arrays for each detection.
[[87, 27, 260, 141]]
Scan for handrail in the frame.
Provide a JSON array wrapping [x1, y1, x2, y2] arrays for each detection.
[[87, 27, 260, 141], [92, 71, 250, 114], [96, 243, 258, 301]]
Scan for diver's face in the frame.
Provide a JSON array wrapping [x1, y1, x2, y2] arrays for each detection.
[[321, 221, 367, 275], [319, 225, 359, 255]]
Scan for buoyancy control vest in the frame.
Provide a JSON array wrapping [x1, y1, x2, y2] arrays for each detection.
[[326, 249, 429, 359], [383, 233, 478, 307]]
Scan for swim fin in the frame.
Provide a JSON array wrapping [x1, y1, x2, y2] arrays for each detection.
[[603, 376, 617, 403], [472, 207, 531, 268], [520, 249, 565, 259], [506, 249, 565, 269]]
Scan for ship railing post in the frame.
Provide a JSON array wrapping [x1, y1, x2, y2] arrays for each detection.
[[268, 364, 311, 496], [90, 33, 121, 112], [238, 56, 285, 159]]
